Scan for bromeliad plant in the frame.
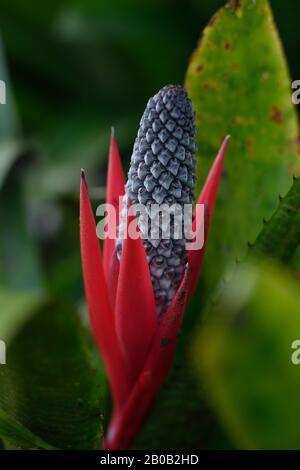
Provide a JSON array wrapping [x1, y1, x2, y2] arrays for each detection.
[[80, 85, 229, 450], [1, 0, 300, 452]]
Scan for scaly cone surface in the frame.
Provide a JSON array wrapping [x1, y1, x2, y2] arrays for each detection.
[[117, 85, 196, 316]]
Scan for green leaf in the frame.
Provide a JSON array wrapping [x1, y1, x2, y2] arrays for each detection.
[[0, 409, 55, 450], [0, 289, 41, 342], [0, 36, 24, 191], [134, 328, 233, 449], [0, 141, 31, 190], [0, 160, 43, 290], [0, 36, 19, 140], [185, 0, 300, 295], [0, 289, 103, 449], [193, 260, 300, 449], [0, 38, 42, 291], [251, 176, 300, 262]]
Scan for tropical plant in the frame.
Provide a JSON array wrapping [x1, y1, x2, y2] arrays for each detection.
[[0, 0, 299, 450]]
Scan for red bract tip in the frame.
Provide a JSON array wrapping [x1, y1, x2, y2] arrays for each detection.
[[198, 135, 230, 218], [80, 172, 130, 409], [103, 130, 125, 281], [188, 136, 229, 299]]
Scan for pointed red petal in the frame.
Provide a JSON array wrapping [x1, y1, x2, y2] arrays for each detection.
[[187, 136, 230, 299], [80, 172, 130, 408], [105, 270, 189, 450], [187, 203, 210, 302], [115, 213, 157, 383], [103, 130, 126, 280], [198, 135, 230, 218], [108, 248, 120, 311]]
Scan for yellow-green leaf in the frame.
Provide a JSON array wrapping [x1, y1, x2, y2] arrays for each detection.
[[194, 260, 300, 449], [185, 0, 300, 295]]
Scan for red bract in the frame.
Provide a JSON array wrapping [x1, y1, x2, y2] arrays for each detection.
[[80, 131, 229, 450]]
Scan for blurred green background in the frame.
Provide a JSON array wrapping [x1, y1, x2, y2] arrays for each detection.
[[0, 0, 299, 300], [0, 0, 300, 450]]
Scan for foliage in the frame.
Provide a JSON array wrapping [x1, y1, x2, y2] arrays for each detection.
[[251, 176, 300, 262], [0, 0, 300, 450], [193, 260, 300, 449], [185, 0, 300, 297], [0, 290, 103, 449]]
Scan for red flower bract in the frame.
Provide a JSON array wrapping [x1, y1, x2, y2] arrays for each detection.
[[80, 131, 229, 450]]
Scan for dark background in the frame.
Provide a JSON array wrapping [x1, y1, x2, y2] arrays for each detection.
[[0, 0, 299, 451], [1, 0, 299, 162], [0, 0, 299, 331]]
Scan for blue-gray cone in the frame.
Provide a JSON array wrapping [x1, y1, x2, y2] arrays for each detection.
[[117, 85, 196, 316]]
